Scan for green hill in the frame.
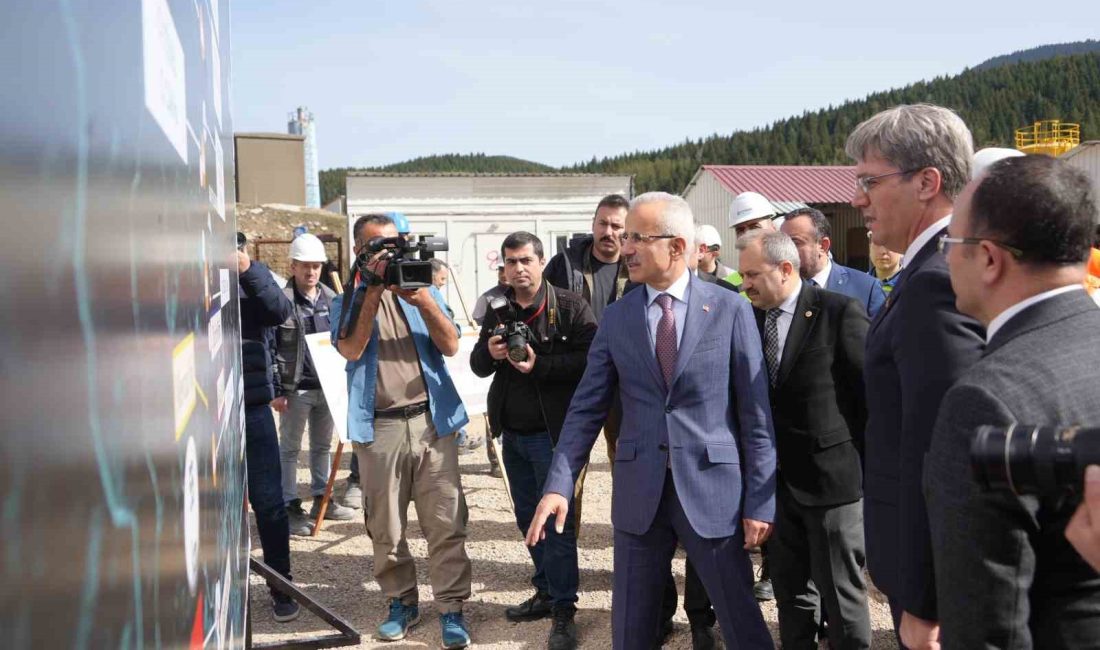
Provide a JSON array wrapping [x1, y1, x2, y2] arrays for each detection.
[[974, 40, 1100, 72], [320, 51, 1100, 203], [568, 52, 1100, 193], [319, 154, 552, 205]]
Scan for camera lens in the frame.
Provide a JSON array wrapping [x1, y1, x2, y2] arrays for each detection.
[[507, 332, 528, 362], [971, 425, 1100, 495]]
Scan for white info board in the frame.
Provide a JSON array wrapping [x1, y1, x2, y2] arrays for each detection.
[[444, 332, 493, 417], [308, 330, 493, 441], [305, 332, 350, 442]]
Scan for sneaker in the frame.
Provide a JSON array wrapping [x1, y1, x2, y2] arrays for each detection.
[[689, 623, 717, 650], [377, 598, 420, 641], [286, 499, 313, 536], [505, 590, 553, 622], [272, 595, 300, 623], [440, 611, 472, 649], [547, 606, 578, 650], [309, 497, 355, 521], [753, 577, 774, 602], [340, 480, 363, 510]]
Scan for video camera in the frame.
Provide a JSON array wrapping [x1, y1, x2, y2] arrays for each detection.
[[971, 424, 1100, 496], [488, 295, 532, 362], [356, 235, 448, 289]]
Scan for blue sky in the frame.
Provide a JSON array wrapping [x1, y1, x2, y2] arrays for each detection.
[[230, 0, 1099, 170]]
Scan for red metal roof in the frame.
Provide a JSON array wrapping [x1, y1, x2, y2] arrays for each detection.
[[702, 165, 856, 204]]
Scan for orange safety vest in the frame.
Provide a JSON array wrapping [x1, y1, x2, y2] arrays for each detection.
[[1087, 248, 1100, 294]]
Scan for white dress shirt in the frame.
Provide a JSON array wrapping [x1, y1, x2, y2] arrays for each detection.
[[645, 269, 691, 350], [902, 214, 952, 269], [773, 280, 803, 362], [810, 260, 832, 289], [985, 285, 1084, 343]]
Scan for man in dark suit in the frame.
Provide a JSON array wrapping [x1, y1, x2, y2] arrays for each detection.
[[845, 103, 985, 649], [738, 230, 872, 649], [527, 192, 778, 649], [926, 155, 1100, 648], [782, 207, 886, 317]]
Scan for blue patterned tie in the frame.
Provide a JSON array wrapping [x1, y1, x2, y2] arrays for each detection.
[[655, 293, 677, 388]]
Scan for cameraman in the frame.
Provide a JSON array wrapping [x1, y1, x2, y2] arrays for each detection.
[[331, 214, 473, 648], [470, 232, 597, 650]]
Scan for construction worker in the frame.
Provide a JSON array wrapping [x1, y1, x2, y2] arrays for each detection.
[[275, 234, 355, 535], [695, 223, 740, 289], [729, 191, 781, 239]]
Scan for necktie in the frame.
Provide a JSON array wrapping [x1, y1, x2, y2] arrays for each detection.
[[655, 293, 677, 388], [806, 278, 818, 287], [764, 308, 781, 387]]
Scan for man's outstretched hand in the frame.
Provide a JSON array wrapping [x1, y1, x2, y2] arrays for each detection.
[[525, 493, 569, 546]]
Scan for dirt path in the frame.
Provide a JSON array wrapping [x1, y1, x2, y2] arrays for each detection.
[[249, 418, 898, 648]]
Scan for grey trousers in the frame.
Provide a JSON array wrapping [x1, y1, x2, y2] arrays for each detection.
[[279, 388, 334, 503], [770, 482, 871, 650], [353, 413, 471, 613]]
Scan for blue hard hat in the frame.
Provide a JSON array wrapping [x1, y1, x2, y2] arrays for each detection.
[[386, 211, 411, 234]]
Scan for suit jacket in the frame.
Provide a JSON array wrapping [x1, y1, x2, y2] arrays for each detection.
[[544, 273, 777, 538], [826, 262, 887, 318], [925, 289, 1100, 649], [862, 230, 984, 620], [754, 285, 868, 507]]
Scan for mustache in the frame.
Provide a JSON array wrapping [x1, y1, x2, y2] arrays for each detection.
[[599, 235, 617, 243]]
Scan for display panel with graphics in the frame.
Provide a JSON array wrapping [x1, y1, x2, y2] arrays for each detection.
[[0, 0, 246, 646]]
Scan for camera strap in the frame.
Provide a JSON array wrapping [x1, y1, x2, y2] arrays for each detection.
[[337, 270, 366, 340]]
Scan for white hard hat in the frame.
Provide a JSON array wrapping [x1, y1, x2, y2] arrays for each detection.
[[695, 224, 723, 248], [289, 233, 327, 262], [728, 191, 778, 229], [972, 147, 1024, 179]]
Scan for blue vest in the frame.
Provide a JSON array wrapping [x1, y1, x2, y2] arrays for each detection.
[[330, 285, 468, 443]]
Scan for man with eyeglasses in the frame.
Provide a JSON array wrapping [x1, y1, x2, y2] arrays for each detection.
[[471, 232, 597, 650], [527, 192, 777, 649], [926, 155, 1100, 648], [781, 208, 886, 317], [846, 104, 984, 650]]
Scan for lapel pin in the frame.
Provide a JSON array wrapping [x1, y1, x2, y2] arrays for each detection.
[[805, 311, 813, 318], [702, 304, 710, 312]]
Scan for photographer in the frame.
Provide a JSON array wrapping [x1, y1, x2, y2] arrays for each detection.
[[470, 232, 597, 650], [926, 155, 1100, 648], [331, 214, 473, 649]]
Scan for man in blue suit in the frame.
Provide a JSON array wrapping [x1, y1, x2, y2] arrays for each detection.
[[782, 208, 886, 317], [527, 192, 778, 649]]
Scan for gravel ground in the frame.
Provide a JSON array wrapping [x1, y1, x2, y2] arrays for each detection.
[[249, 417, 898, 648]]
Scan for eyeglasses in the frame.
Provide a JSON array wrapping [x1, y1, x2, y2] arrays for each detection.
[[855, 168, 922, 194], [619, 232, 678, 245], [937, 235, 1023, 258]]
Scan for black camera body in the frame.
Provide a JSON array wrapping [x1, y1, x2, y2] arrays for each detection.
[[356, 235, 448, 289], [971, 424, 1100, 496], [488, 295, 531, 362]]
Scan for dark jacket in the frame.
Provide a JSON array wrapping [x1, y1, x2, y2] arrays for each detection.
[[926, 289, 1100, 649], [470, 283, 597, 444], [825, 262, 886, 318], [862, 231, 984, 620], [544, 234, 630, 310], [275, 279, 337, 393], [753, 284, 868, 507], [240, 261, 294, 407]]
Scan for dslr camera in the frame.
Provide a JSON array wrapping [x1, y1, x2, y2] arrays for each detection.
[[971, 424, 1100, 496], [356, 235, 448, 289], [488, 295, 532, 362]]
